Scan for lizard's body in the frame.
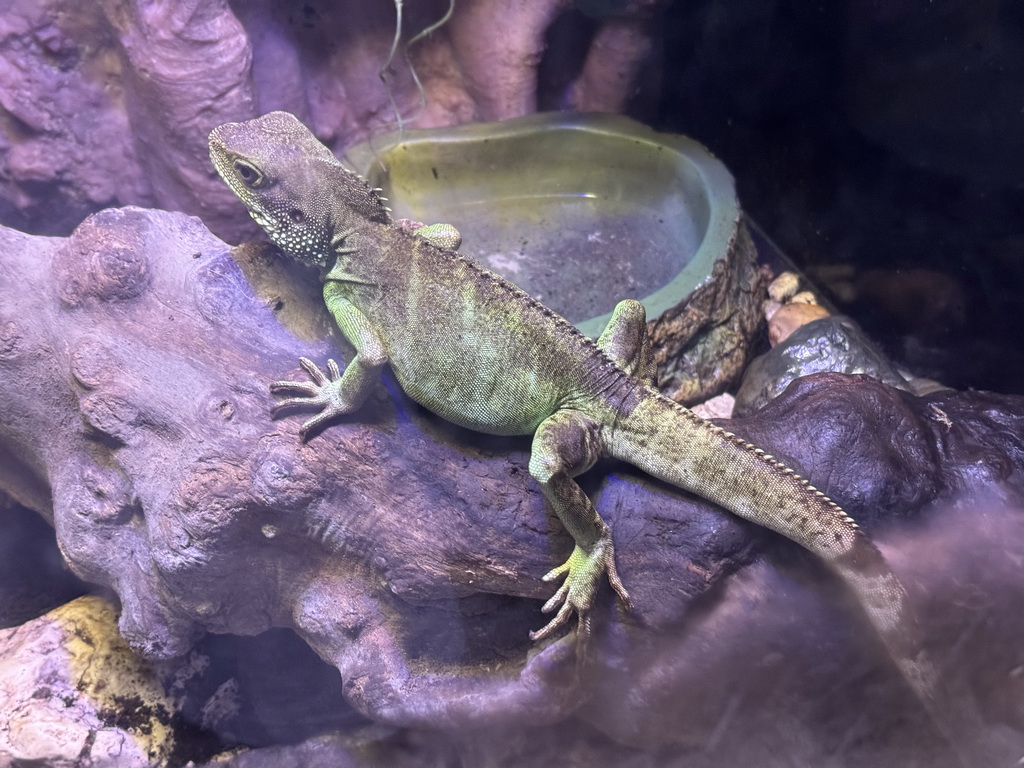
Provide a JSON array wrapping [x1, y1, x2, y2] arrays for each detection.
[[209, 112, 956, 750], [333, 220, 615, 435]]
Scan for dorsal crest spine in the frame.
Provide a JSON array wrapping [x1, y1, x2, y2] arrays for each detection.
[[337, 165, 392, 224]]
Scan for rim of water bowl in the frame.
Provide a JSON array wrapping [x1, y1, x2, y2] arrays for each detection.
[[344, 112, 739, 339]]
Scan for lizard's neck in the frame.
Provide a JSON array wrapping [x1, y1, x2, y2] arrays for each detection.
[[321, 218, 407, 288]]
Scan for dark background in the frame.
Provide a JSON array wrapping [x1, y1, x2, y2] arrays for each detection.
[[653, 0, 1024, 394]]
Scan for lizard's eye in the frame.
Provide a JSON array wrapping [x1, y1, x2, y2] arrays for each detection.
[[233, 160, 264, 188], [288, 209, 305, 224]]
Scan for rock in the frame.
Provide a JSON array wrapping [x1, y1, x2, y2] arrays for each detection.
[[1, 209, 1022, 766], [734, 315, 914, 417], [690, 392, 735, 420], [762, 270, 832, 347], [767, 301, 830, 346], [766, 270, 800, 304], [788, 290, 818, 305], [0, 596, 177, 767], [0, 0, 146, 235], [0, 0, 671, 240]]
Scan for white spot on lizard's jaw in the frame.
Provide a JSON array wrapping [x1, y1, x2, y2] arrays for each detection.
[[249, 210, 271, 228]]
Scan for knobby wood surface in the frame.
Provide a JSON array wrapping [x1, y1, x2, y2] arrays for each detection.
[[0, 208, 1021, 765]]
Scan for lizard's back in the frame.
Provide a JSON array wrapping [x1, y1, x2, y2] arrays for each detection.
[[345, 224, 636, 435]]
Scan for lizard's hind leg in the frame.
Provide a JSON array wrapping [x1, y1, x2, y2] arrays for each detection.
[[528, 409, 633, 648]]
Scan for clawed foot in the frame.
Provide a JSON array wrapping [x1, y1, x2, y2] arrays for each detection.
[[529, 534, 633, 650], [270, 356, 351, 439]]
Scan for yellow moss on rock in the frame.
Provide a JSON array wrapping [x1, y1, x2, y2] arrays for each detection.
[[0, 595, 177, 767]]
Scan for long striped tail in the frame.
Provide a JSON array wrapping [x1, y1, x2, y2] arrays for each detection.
[[608, 390, 966, 763]]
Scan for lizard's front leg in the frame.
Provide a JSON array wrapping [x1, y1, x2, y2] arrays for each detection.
[[270, 285, 387, 438], [413, 222, 462, 251], [528, 409, 633, 648]]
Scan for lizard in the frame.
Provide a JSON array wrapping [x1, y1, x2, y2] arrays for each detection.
[[208, 111, 959, 751]]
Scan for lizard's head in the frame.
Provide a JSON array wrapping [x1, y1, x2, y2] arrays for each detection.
[[209, 111, 390, 269]]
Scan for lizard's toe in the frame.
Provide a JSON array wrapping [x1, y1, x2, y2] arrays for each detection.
[[298, 409, 342, 440], [529, 602, 574, 642], [270, 380, 320, 397]]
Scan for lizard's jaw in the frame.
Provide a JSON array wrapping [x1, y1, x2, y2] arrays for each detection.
[[248, 209, 272, 230]]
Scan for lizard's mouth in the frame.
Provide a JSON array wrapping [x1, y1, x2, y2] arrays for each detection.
[[208, 148, 241, 197], [208, 126, 253, 196], [246, 208, 270, 229], [208, 122, 242, 157], [207, 128, 232, 174]]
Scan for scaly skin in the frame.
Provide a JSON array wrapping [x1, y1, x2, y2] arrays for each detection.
[[209, 112, 961, 757]]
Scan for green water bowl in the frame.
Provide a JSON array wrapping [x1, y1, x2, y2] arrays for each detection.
[[344, 113, 740, 340]]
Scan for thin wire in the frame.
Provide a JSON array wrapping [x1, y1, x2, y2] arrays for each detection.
[[378, 0, 456, 141], [403, 0, 456, 126], [378, 0, 406, 140]]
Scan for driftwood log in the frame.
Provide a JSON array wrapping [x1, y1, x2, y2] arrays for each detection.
[[1, 207, 1023, 766]]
